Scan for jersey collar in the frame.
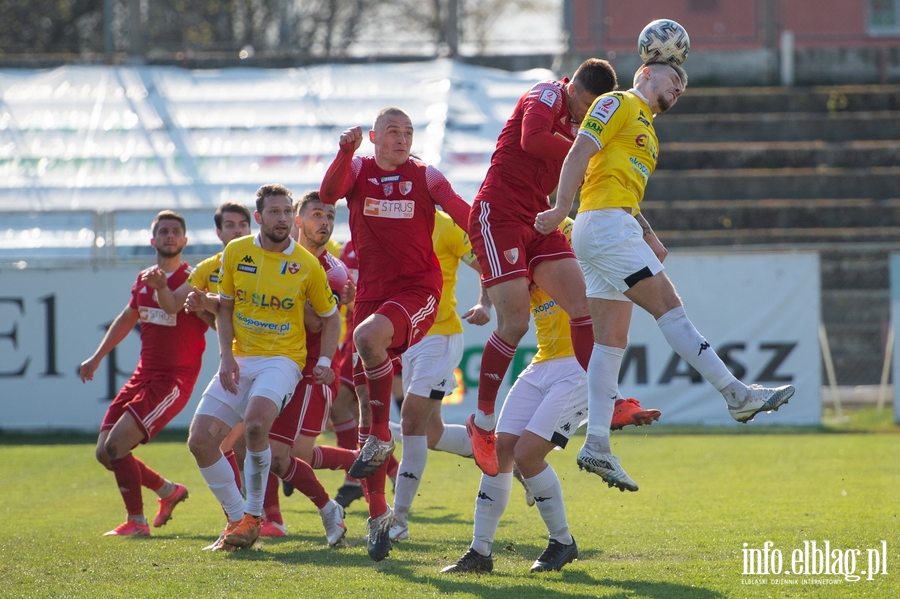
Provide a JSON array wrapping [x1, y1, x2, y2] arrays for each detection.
[[253, 234, 296, 255]]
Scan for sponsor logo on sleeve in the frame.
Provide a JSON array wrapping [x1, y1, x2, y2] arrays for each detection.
[[539, 88, 558, 107], [589, 96, 620, 124]]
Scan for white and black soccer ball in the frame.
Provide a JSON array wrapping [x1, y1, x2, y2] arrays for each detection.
[[638, 19, 690, 66]]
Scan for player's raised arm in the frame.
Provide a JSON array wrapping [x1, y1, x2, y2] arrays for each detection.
[[519, 83, 574, 161], [320, 126, 363, 204]]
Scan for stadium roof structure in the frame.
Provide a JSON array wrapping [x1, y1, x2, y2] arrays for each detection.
[[0, 60, 551, 257]]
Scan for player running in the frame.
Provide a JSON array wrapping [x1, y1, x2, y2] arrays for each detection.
[[80, 210, 207, 536]]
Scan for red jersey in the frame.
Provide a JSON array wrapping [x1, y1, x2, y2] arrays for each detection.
[[128, 261, 208, 379], [303, 251, 344, 376], [477, 78, 580, 217], [321, 154, 468, 302], [339, 238, 359, 284]]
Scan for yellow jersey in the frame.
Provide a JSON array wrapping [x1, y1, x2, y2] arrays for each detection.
[[577, 90, 659, 215], [530, 218, 575, 363], [188, 251, 223, 293], [428, 211, 477, 337], [218, 234, 337, 368]]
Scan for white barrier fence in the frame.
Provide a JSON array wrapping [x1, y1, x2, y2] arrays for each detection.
[[0, 251, 822, 431]]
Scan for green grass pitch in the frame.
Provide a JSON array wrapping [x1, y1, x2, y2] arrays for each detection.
[[1, 411, 897, 598]]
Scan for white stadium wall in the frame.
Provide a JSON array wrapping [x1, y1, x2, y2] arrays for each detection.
[[0, 251, 821, 432]]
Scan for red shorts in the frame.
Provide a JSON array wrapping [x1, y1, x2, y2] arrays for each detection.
[[269, 350, 342, 445], [100, 372, 194, 443], [469, 199, 575, 287], [351, 288, 437, 382]]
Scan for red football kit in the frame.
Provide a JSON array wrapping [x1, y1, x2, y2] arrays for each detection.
[[270, 251, 345, 445], [101, 262, 208, 441], [321, 145, 471, 519], [469, 78, 578, 286]]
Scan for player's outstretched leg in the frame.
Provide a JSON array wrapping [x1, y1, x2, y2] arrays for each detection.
[[726, 384, 794, 423]]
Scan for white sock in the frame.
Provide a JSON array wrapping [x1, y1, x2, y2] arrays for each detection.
[[471, 471, 513, 556], [243, 447, 271, 517], [586, 343, 622, 444], [474, 410, 495, 431], [200, 456, 245, 522], [434, 424, 474, 458], [657, 306, 738, 391], [524, 465, 573, 545], [156, 479, 175, 498], [393, 435, 428, 526]]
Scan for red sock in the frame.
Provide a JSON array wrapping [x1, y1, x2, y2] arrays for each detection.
[[386, 454, 399, 479], [333, 418, 359, 450], [478, 332, 517, 415], [365, 462, 388, 518], [263, 471, 281, 521], [223, 449, 242, 491], [110, 453, 144, 516], [135, 457, 164, 492], [311, 445, 357, 470], [365, 358, 394, 440], [569, 315, 594, 371], [281, 458, 329, 509]]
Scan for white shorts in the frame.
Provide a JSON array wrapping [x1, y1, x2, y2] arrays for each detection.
[[496, 356, 588, 448], [195, 355, 302, 429], [573, 208, 664, 300], [401, 333, 464, 399]]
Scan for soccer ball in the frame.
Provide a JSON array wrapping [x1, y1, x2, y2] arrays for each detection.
[[326, 258, 350, 295], [638, 19, 690, 66]]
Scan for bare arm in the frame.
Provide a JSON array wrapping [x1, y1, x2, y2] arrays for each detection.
[[79, 306, 140, 382], [312, 310, 342, 385], [534, 134, 598, 234], [634, 212, 668, 263], [141, 269, 192, 314], [459, 259, 492, 326]]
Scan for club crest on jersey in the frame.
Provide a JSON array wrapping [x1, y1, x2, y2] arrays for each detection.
[[504, 248, 519, 264], [382, 183, 393, 196], [280, 261, 301, 275], [400, 181, 412, 195]]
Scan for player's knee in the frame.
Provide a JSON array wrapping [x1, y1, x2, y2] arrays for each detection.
[[243, 420, 268, 446], [270, 452, 290, 477], [103, 438, 128, 461], [187, 429, 216, 464], [95, 445, 113, 470], [498, 318, 529, 343]]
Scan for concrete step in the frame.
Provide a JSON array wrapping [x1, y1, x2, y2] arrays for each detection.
[[655, 226, 900, 246], [658, 140, 900, 170], [674, 84, 900, 115], [654, 111, 900, 142], [644, 166, 900, 201], [642, 198, 900, 233]]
